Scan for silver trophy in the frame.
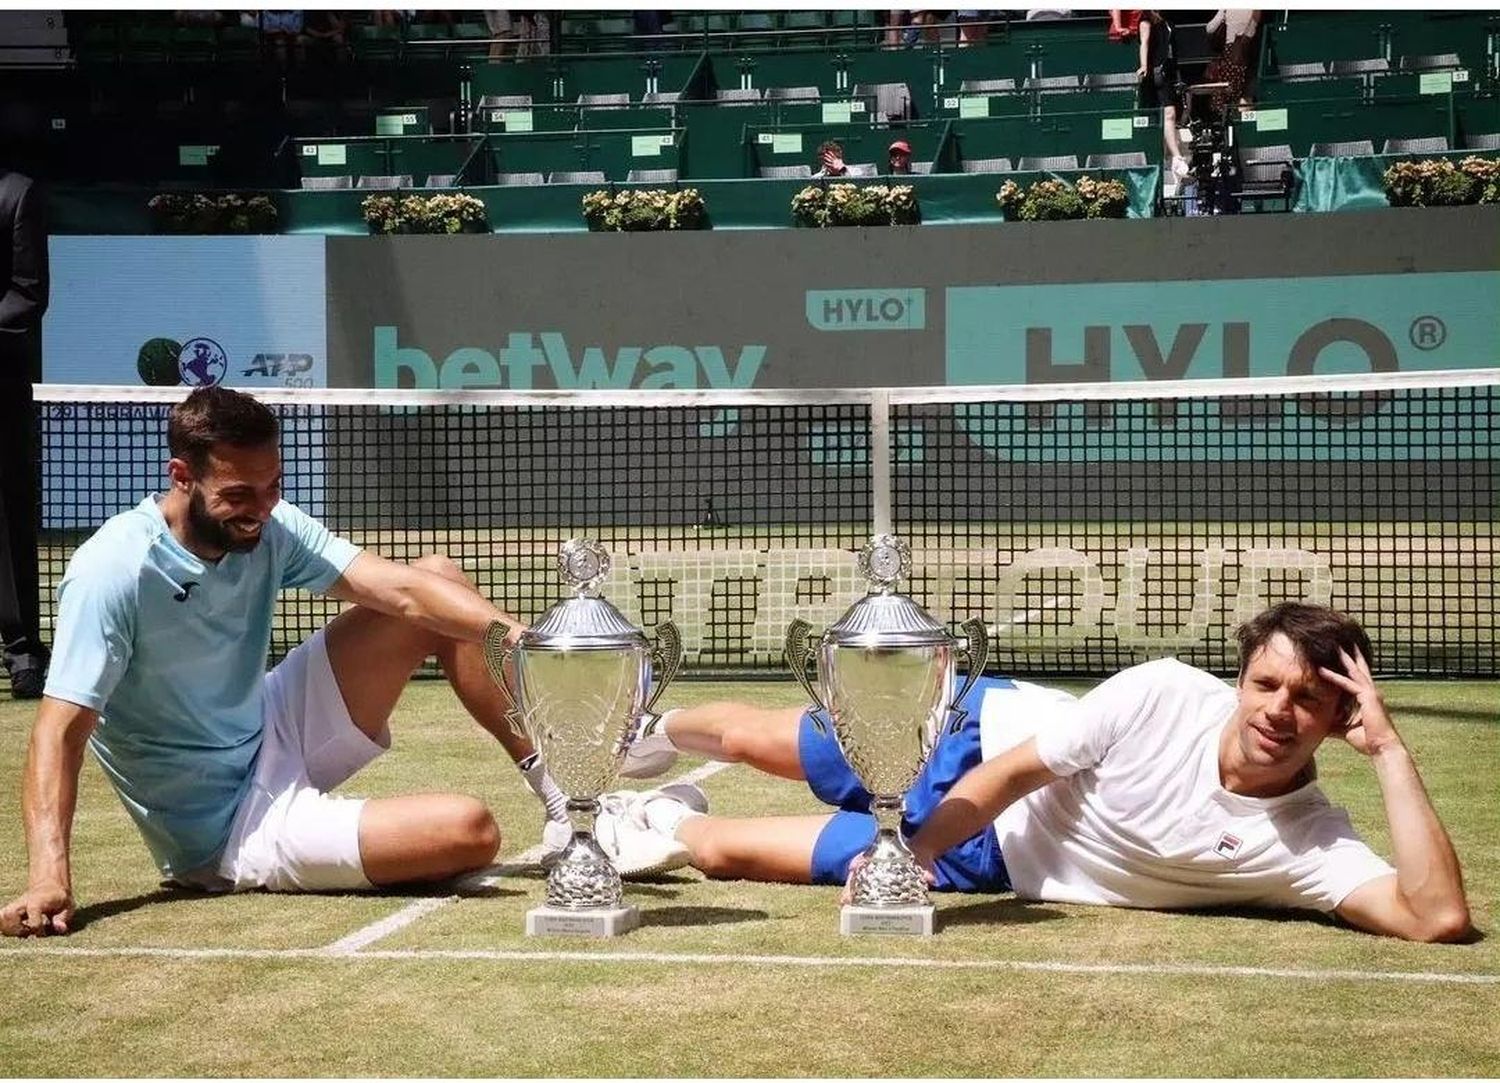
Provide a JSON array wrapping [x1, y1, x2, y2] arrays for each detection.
[[484, 539, 682, 937], [785, 534, 988, 937]]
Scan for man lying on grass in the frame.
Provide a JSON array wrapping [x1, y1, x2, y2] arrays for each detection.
[[596, 603, 1472, 942]]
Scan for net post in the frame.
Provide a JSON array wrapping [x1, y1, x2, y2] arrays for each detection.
[[870, 388, 892, 536]]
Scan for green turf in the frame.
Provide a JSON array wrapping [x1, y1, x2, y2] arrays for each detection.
[[0, 679, 1497, 1076]]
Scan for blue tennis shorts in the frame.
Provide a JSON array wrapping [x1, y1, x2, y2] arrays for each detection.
[[802, 676, 1014, 893]]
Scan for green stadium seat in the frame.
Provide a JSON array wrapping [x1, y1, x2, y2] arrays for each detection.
[[1278, 62, 1330, 81], [1017, 154, 1080, 171], [301, 175, 353, 189], [1399, 53, 1462, 72], [1382, 135, 1451, 154], [1329, 57, 1392, 77], [549, 169, 607, 184], [626, 167, 679, 183], [356, 174, 413, 189], [1464, 131, 1500, 149], [961, 157, 1013, 174], [758, 164, 812, 179], [497, 171, 546, 185], [1309, 139, 1375, 157], [766, 85, 821, 102], [1085, 151, 1148, 169]]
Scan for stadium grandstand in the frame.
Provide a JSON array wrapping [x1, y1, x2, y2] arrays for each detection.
[[0, 8, 1495, 225]]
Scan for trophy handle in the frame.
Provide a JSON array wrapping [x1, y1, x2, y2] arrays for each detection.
[[644, 620, 684, 715], [783, 619, 830, 734], [948, 617, 991, 734], [482, 619, 527, 742]]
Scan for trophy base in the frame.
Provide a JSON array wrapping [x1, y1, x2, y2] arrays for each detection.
[[526, 904, 640, 938], [840, 903, 936, 937]]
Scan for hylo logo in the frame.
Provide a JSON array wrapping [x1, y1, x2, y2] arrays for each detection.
[[806, 289, 926, 332]]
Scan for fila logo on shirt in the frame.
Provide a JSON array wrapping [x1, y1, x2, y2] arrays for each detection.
[[173, 582, 200, 602], [1214, 832, 1244, 859]]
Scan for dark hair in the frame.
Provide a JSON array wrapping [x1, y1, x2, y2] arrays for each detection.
[[1235, 602, 1375, 683], [168, 386, 279, 473], [816, 140, 844, 159]]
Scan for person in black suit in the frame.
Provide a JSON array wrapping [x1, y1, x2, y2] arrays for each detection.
[[0, 168, 50, 698]]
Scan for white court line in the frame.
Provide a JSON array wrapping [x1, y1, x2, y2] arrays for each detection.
[[324, 759, 735, 955], [8, 943, 1497, 987]]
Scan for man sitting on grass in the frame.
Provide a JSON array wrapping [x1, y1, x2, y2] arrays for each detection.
[[598, 603, 1472, 942], [1, 386, 600, 938]]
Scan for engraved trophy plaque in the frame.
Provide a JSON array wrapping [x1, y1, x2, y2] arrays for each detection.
[[785, 534, 988, 936], [484, 539, 682, 937]]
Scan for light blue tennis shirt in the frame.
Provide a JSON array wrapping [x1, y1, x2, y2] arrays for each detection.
[[44, 496, 361, 879]]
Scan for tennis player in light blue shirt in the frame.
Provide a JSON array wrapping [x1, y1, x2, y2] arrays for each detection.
[[46, 494, 360, 878], [2, 386, 579, 938]]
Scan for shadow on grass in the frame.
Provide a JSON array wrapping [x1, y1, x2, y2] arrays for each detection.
[[1382, 704, 1499, 726], [938, 896, 1068, 927], [641, 904, 770, 929], [69, 886, 206, 932]]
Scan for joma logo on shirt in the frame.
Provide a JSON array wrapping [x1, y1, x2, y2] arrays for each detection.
[[172, 582, 200, 602], [1214, 832, 1243, 859]]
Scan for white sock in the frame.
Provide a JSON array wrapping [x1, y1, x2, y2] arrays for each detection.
[[642, 795, 704, 838], [518, 753, 570, 823]]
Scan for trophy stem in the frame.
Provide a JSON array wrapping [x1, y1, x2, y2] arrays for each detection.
[[850, 793, 930, 909], [541, 796, 625, 913]]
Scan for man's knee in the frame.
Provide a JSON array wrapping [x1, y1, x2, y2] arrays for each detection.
[[449, 797, 501, 866], [685, 832, 736, 879], [413, 553, 476, 591]]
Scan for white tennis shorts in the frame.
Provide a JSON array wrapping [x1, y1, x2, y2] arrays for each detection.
[[210, 628, 389, 893]]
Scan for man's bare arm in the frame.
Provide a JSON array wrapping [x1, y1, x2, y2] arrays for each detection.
[[1, 697, 98, 937], [326, 551, 521, 645], [1324, 649, 1470, 943], [906, 737, 1059, 869]]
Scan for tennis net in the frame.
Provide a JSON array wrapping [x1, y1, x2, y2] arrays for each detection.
[[36, 370, 1500, 678]]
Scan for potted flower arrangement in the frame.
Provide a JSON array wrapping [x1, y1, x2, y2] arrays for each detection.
[[790, 183, 920, 227], [580, 188, 706, 231], [362, 192, 489, 234]]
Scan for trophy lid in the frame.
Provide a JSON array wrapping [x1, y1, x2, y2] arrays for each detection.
[[824, 534, 951, 648], [521, 539, 648, 651]]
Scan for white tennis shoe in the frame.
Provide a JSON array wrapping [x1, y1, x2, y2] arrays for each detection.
[[594, 784, 707, 876]]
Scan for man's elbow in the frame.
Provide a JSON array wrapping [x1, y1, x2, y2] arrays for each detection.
[[1408, 904, 1472, 944]]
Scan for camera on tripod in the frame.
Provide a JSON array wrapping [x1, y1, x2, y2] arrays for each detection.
[[1173, 81, 1241, 216]]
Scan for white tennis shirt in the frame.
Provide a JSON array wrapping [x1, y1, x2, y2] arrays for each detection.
[[981, 659, 1394, 912]]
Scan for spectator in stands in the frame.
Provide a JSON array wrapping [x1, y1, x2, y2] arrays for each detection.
[[514, 11, 551, 57], [1138, 10, 1189, 178], [902, 10, 942, 46], [887, 140, 915, 175], [633, 10, 665, 38], [0, 166, 49, 699], [259, 10, 305, 64], [483, 10, 516, 59], [884, 10, 910, 49], [303, 9, 347, 63], [1108, 9, 1142, 41], [813, 141, 850, 179], [1207, 8, 1263, 113], [955, 10, 990, 47]]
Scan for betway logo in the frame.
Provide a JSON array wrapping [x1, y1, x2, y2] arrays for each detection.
[[373, 327, 767, 389]]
